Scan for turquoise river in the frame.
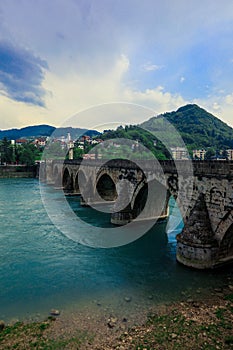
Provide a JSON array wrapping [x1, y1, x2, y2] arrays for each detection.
[[0, 178, 232, 323]]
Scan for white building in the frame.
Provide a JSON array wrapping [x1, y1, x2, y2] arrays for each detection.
[[227, 149, 233, 160], [170, 147, 189, 160]]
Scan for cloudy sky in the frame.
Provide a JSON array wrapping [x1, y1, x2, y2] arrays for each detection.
[[1, 0, 233, 129]]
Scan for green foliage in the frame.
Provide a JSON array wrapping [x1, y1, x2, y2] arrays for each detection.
[[225, 335, 233, 345], [73, 147, 84, 159], [204, 148, 215, 160], [43, 142, 66, 160], [0, 139, 41, 165], [0, 138, 14, 164], [224, 293, 233, 302], [99, 125, 169, 160], [17, 144, 39, 166]]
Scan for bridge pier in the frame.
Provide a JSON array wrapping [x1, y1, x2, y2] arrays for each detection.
[[176, 236, 219, 269], [176, 194, 220, 269]]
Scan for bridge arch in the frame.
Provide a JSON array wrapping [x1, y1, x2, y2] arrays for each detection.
[[215, 210, 233, 243], [218, 223, 233, 260], [131, 178, 169, 220], [62, 167, 74, 192], [132, 181, 148, 218], [74, 170, 87, 194], [96, 173, 117, 201]]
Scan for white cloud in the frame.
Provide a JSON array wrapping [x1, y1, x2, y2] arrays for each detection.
[[0, 53, 189, 130], [123, 86, 187, 115], [180, 76, 185, 83], [142, 62, 164, 72]]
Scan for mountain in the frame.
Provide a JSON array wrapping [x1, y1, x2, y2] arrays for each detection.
[[0, 125, 100, 140], [1, 104, 232, 154], [141, 104, 233, 150]]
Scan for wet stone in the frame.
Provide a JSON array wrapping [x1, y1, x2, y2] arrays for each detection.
[[124, 296, 132, 302], [107, 316, 118, 328], [0, 321, 5, 331], [50, 309, 60, 316]]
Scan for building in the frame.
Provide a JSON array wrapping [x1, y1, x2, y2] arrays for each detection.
[[83, 153, 96, 160], [226, 149, 233, 160], [34, 138, 47, 147], [170, 147, 189, 160], [15, 139, 28, 145], [91, 139, 103, 145], [193, 149, 206, 160], [80, 135, 91, 143], [67, 140, 74, 149]]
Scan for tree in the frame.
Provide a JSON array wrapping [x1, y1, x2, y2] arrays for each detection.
[[204, 149, 215, 160], [73, 147, 84, 159], [221, 149, 229, 160], [18, 144, 36, 166], [0, 138, 14, 164], [43, 142, 65, 159]]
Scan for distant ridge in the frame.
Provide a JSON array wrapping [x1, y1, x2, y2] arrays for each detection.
[[0, 125, 100, 140], [1, 104, 233, 151]]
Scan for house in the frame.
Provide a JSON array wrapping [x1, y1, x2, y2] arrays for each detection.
[[170, 147, 189, 160], [15, 139, 28, 145], [226, 149, 233, 160], [80, 135, 91, 143], [193, 149, 206, 160], [34, 138, 47, 147], [83, 153, 96, 160]]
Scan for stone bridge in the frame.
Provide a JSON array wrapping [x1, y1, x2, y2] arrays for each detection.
[[40, 159, 233, 269]]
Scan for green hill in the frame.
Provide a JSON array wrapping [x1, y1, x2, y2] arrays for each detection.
[[142, 104, 233, 150]]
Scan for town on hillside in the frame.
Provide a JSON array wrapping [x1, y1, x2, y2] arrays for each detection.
[[0, 130, 233, 166]]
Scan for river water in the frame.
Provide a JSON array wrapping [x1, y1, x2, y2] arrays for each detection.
[[0, 178, 232, 323]]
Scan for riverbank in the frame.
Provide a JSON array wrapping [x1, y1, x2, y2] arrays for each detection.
[[0, 281, 232, 349], [0, 165, 38, 178]]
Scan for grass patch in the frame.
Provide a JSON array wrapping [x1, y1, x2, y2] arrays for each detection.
[[225, 293, 233, 302], [0, 319, 93, 350], [225, 335, 233, 345], [126, 302, 233, 350]]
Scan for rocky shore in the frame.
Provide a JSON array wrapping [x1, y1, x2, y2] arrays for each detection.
[[0, 281, 232, 349]]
